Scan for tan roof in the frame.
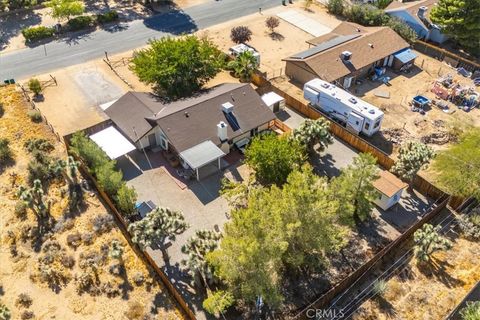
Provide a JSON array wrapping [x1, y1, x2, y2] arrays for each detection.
[[285, 25, 410, 82], [306, 22, 376, 46], [373, 170, 408, 198]]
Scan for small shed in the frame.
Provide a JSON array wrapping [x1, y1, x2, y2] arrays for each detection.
[[373, 170, 408, 210], [392, 48, 417, 72], [261, 92, 285, 113]]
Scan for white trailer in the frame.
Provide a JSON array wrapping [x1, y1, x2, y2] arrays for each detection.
[[303, 78, 384, 136]]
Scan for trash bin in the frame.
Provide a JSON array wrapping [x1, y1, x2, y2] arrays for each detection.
[[3, 80, 9, 84], [8, 79, 15, 84]]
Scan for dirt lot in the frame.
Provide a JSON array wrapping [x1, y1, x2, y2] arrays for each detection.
[[353, 237, 480, 320], [0, 85, 182, 320], [271, 51, 480, 157], [201, 3, 342, 76]]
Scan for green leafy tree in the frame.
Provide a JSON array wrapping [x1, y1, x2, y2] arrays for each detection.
[[203, 290, 234, 316], [181, 229, 221, 287], [227, 50, 258, 81], [0, 303, 11, 320], [115, 184, 137, 218], [220, 178, 251, 210], [414, 223, 452, 263], [430, 0, 480, 54], [386, 16, 418, 43], [460, 301, 480, 320], [244, 132, 306, 186], [344, 4, 389, 26], [47, 0, 84, 22], [432, 128, 480, 200], [327, 0, 345, 15], [290, 118, 333, 154], [128, 207, 189, 260], [391, 141, 434, 183], [330, 153, 379, 224], [131, 36, 224, 99], [94, 162, 123, 197], [28, 78, 42, 96], [374, 0, 392, 9]]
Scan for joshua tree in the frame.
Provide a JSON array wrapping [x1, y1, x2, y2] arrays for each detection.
[[128, 207, 189, 261], [230, 26, 252, 44], [290, 118, 333, 154], [53, 156, 83, 210], [227, 50, 258, 81], [414, 224, 452, 264], [0, 303, 11, 320], [17, 179, 50, 218], [181, 229, 222, 288], [391, 141, 435, 183], [109, 239, 124, 261]]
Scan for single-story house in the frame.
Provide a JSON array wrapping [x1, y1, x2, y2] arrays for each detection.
[[102, 83, 276, 180], [373, 170, 408, 210], [385, 0, 448, 44], [283, 22, 414, 88]]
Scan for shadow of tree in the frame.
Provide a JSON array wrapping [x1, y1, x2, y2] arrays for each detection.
[[0, 10, 42, 51], [269, 32, 284, 41], [143, 9, 197, 34], [417, 256, 465, 289], [376, 295, 397, 318]]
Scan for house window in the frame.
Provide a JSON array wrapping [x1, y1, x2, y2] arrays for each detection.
[[393, 194, 400, 202], [374, 120, 381, 128], [250, 127, 259, 136], [365, 122, 370, 130]]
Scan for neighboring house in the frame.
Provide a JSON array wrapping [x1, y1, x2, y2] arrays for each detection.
[[283, 22, 413, 89], [102, 83, 276, 180], [373, 170, 408, 210], [385, 0, 448, 44]]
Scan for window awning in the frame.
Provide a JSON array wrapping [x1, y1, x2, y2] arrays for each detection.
[[179, 140, 226, 170], [89, 126, 136, 159], [393, 48, 417, 64], [261, 92, 284, 106]]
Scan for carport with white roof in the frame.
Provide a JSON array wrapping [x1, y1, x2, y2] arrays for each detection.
[[179, 140, 226, 181], [89, 126, 136, 159]]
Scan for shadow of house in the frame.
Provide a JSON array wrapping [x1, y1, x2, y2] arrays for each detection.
[[143, 9, 197, 34], [0, 11, 42, 51]]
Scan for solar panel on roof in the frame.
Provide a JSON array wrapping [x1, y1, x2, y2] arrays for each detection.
[[224, 111, 240, 131], [290, 34, 362, 60]]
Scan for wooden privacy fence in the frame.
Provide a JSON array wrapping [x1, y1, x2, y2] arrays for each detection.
[[292, 194, 450, 319], [413, 41, 480, 73], [69, 153, 197, 320]]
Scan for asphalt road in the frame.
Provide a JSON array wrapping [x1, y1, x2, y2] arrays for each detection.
[[0, 0, 282, 80]]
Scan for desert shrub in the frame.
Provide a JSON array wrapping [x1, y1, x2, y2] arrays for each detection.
[[265, 16, 280, 33], [27, 110, 42, 123], [16, 293, 33, 308], [132, 272, 145, 286], [14, 201, 28, 219], [460, 301, 480, 320], [37, 240, 71, 288], [373, 280, 388, 298], [75, 271, 96, 294], [230, 26, 252, 44], [19, 224, 39, 243], [79, 250, 105, 270], [124, 301, 145, 319], [22, 26, 55, 42], [0, 138, 13, 163], [97, 10, 118, 24], [344, 4, 388, 26], [0, 304, 11, 320], [327, 0, 345, 15], [91, 213, 114, 235], [28, 78, 42, 96], [109, 263, 122, 276], [27, 159, 51, 185], [53, 217, 75, 233], [61, 255, 75, 268], [66, 232, 82, 249], [101, 281, 120, 297], [20, 311, 34, 320], [67, 15, 95, 31], [81, 232, 94, 245], [0, 103, 4, 117], [458, 212, 480, 241], [24, 138, 54, 153]]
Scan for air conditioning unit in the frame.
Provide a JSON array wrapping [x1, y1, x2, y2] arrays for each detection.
[[341, 51, 352, 61]]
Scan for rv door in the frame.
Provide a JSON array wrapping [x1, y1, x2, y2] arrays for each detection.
[[343, 76, 353, 89], [346, 112, 364, 134]]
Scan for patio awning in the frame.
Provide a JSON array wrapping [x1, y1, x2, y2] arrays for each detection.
[[261, 92, 284, 106], [393, 48, 417, 64], [89, 126, 136, 159], [179, 140, 226, 170]]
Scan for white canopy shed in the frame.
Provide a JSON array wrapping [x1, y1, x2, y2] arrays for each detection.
[[89, 126, 136, 159], [261, 92, 285, 112], [179, 140, 226, 181]]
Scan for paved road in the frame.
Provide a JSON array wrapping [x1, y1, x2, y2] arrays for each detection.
[[0, 0, 282, 80]]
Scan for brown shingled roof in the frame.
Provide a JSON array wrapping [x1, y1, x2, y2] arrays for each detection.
[[285, 25, 409, 82], [373, 170, 408, 198]]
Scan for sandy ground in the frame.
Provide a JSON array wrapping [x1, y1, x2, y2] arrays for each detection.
[[0, 85, 183, 320], [353, 237, 480, 320], [201, 2, 342, 76]]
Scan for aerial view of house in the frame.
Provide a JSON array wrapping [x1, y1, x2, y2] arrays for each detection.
[[0, 0, 479, 319]]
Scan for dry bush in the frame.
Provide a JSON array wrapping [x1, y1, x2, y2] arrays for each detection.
[[53, 217, 74, 233], [16, 293, 33, 308], [101, 281, 121, 298], [132, 272, 145, 286], [75, 271, 97, 295], [81, 232, 94, 245], [36, 240, 71, 289], [60, 255, 75, 269], [14, 201, 28, 220], [124, 301, 145, 320], [91, 214, 114, 236], [21, 310, 34, 320], [383, 279, 406, 301], [66, 232, 82, 249]]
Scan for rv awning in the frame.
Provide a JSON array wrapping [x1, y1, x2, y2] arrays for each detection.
[[261, 92, 284, 106], [179, 140, 225, 170], [89, 126, 136, 159], [393, 48, 417, 64]]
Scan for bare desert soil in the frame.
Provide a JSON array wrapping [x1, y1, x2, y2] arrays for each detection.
[[353, 237, 480, 320], [0, 85, 183, 320]]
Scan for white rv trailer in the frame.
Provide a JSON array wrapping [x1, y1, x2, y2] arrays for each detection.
[[303, 78, 384, 136]]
